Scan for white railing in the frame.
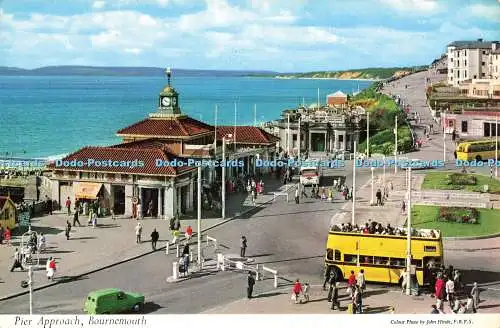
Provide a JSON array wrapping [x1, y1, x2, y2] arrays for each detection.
[[216, 253, 260, 281], [273, 192, 289, 202], [206, 236, 217, 250], [412, 191, 490, 200], [262, 266, 279, 288], [414, 200, 488, 208]]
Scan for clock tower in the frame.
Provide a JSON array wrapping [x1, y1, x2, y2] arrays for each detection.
[[151, 68, 183, 118]]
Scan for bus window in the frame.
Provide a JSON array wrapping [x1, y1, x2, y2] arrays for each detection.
[[390, 258, 405, 267], [344, 254, 357, 264], [374, 256, 389, 265], [334, 250, 341, 261], [326, 249, 333, 260], [411, 259, 423, 268], [424, 245, 437, 252], [361, 255, 373, 264]]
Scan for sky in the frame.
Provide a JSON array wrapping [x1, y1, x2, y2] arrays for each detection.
[[0, 0, 499, 72]]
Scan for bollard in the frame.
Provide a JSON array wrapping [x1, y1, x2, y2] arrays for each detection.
[[172, 262, 179, 280], [216, 253, 223, 270], [255, 264, 260, 281], [274, 273, 278, 288], [176, 244, 180, 258], [165, 242, 170, 255]]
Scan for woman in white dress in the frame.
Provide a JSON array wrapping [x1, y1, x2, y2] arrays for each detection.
[[46, 257, 56, 280]]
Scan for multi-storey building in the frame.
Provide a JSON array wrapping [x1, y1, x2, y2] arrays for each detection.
[[447, 39, 500, 86], [488, 43, 500, 80]]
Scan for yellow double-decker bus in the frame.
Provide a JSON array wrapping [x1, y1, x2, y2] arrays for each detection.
[[455, 140, 498, 161], [324, 226, 443, 286]]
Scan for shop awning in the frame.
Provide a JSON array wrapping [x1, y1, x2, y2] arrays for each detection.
[[74, 182, 102, 200]]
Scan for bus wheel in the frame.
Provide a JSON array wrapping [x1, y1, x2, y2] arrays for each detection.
[[476, 155, 482, 161]]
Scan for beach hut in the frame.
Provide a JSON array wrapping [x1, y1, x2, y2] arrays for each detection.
[[0, 196, 17, 230]]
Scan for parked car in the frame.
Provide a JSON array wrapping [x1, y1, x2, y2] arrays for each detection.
[[84, 288, 145, 314]]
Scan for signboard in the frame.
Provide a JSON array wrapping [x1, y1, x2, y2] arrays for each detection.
[[18, 211, 30, 227]]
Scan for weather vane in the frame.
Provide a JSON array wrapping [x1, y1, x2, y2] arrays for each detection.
[[166, 67, 172, 86]]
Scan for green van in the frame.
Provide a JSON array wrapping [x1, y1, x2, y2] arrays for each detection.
[[84, 288, 145, 314]]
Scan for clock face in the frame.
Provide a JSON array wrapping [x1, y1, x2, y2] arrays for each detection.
[[172, 97, 177, 106], [162, 97, 171, 106]]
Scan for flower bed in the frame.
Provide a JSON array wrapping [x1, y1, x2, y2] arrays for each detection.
[[448, 173, 477, 186], [437, 207, 479, 224]]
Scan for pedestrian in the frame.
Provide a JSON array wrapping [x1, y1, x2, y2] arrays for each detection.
[[430, 304, 440, 314], [135, 222, 142, 244], [251, 188, 256, 205], [471, 282, 480, 310], [357, 269, 366, 293], [354, 285, 363, 313], [453, 269, 462, 293], [292, 279, 302, 304], [185, 225, 193, 241], [348, 270, 357, 297], [376, 188, 382, 206], [65, 221, 71, 240], [182, 243, 190, 257], [240, 236, 247, 258], [390, 181, 393, 191], [322, 265, 332, 290], [148, 200, 153, 217], [172, 229, 180, 244], [150, 228, 159, 250], [401, 268, 408, 293], [0, 224, 3, 245], [183, 252, 189, 276], [295, 186, 299, 204], [401, 200, 406, 214], [111, 209, 115, 221], [300, 183, 307, 198], [73, 209, 81, 227], [247, 271, 255, 299], [303, 282, 310, 303], [45, 195, 52, 215], [330, 282, 340, 310], [446, 276, 455, 309], [137, 202, 142, 220], [3, 226, 11, 246], [65, 197, 71, 216], [38, 233, 46, 252], [10, 248, 24, 272], [46, 257, 56, 280]]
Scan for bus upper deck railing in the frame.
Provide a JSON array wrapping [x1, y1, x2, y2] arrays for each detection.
[[330, 224, 440, 239]]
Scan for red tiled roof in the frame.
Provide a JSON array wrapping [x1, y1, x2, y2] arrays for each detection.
[[117, 116, 213, 138], [47, 146, 195, 176], [110, 139, 178, 154], [216, 126, 279, 144]]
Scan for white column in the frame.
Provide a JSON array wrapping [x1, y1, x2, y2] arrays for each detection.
[[124, 184, 133, 217], [406, 167, 412, 296], [352, 141, 357, 225], [298, 116, 301, 159], [197, 166, 202, 267], [157, 187, 162, 218]]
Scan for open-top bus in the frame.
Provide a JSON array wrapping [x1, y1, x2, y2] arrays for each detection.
[[324, 226, 443, 286]]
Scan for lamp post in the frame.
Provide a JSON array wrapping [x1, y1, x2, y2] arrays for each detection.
[[287, 113, 290, 156], [367, 111, 370, 158], [370, 167, 375, 205], [496, 114, 498, 177], [352, 141, 357, 225], [394, 115, 398, 174], [406, 167, 412, 296], [298, 116, 301, 160], [29, 265, 33, 314], [221, 134, 232, 220], [197, 166, 202, 268], [443, 111, 446, 163], [383, 155, 386, 186]]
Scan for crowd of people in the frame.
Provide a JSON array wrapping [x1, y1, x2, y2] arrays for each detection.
[[331, 222, 439, 238]]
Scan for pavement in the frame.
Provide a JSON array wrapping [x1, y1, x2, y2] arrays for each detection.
[[0, 175, 293, 300], [204, 284, 500, 314]]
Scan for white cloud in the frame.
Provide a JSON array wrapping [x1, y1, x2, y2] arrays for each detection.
[[467, 4, 500, 23], [379, 0, 440, 14], [92, 1, 106, 9], [124, 47, 143, 54]]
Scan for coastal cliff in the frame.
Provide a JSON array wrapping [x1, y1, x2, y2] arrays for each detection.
[[272, 66, 427, 80]]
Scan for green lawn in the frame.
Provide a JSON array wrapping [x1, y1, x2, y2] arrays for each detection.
[[422, 172, 500, 194], [411, 205, 500, 237]]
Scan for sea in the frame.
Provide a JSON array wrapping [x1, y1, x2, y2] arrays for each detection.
[[0, 76, 371, 158]]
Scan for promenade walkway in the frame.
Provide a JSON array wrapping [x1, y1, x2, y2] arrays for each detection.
[[204, 284, 500, 314], [0, 176, 293, 300]]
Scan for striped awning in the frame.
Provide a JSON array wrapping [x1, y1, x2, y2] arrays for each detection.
[[74, 182, 102, 199]]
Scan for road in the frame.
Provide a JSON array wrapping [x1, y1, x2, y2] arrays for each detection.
[[0, 169, 369, 314]]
